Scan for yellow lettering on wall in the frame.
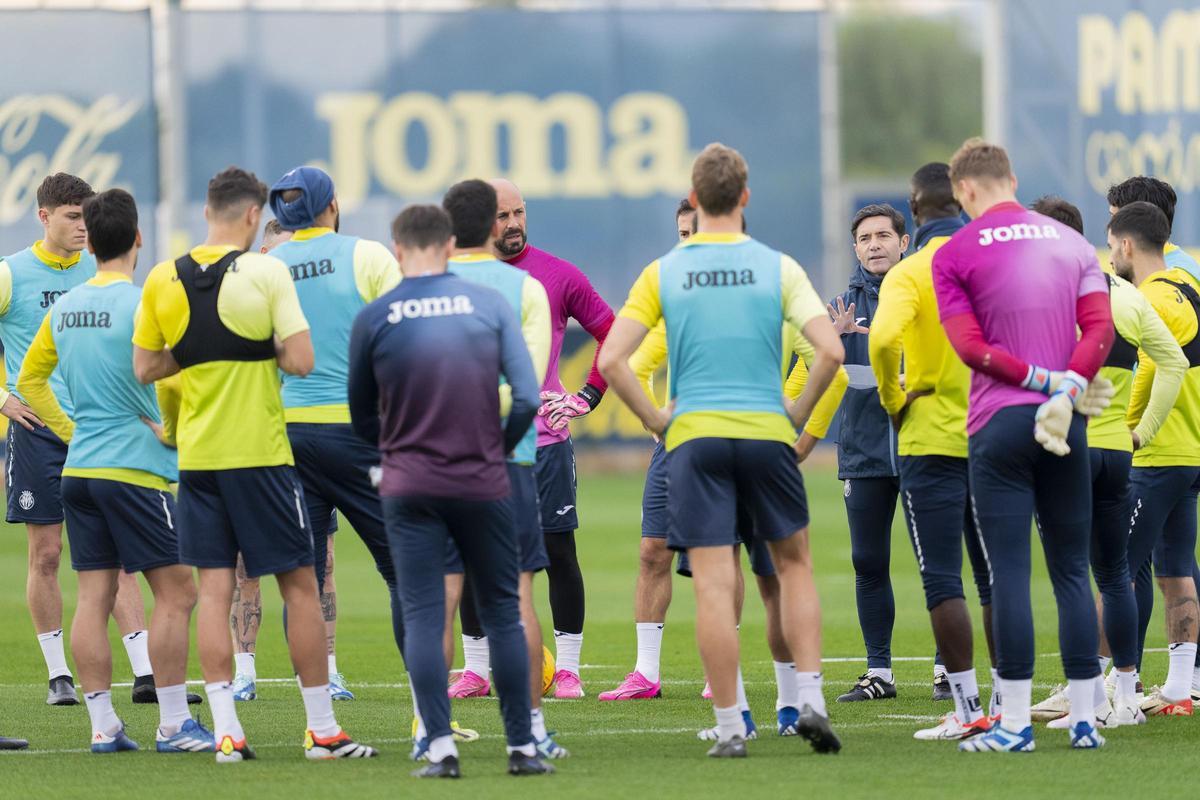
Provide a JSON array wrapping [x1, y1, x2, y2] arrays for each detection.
[[607, 93, 692, 198], [314, 90, 693, 202], [1079, 14, 1116, 116], [1117, 12, 1158, 114], [315, 92, 382, 210], [450, 92, 608, 197], [371, 93, 458, 197], [1159, 10, 1200, 113]]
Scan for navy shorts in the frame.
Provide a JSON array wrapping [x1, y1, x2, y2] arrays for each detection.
[[62, 477, 179, 573], [177, 466, 314, 579], [6, 422, 67, 524], [535, 440, 577, 533], [288, 422, 394, 589], [641, 441, 670, 538], [446, 462, 548, 574], [667, 437, 808, 553], [898, 454, 990, 610], [675, 508, 777, 578], [1127, 465, 1200, 579]]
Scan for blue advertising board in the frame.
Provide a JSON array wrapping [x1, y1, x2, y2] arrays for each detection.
[[1002, 0, 1200, 247], [0, 10, 158, 266], [177, 8, 824, 305]]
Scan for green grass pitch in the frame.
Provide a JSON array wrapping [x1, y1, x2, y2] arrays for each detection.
[[0, 461, 1192, 798]]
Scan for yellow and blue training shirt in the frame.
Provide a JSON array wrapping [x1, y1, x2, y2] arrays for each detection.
[[618, 233, 827, 451], [271, 227, 401, 423], [17, 272, 178, 490], [448, 253, 551, 465]]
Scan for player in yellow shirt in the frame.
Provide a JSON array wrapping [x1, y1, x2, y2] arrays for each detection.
[[600, 200, 850, 745], [17, 189, 211, 753], [600, 144, 845, 757], [1107, 202, 1200, 717], [868, 162, 996, 741], [132, 167, 376, 761], [1027, 197, 1186, 727]]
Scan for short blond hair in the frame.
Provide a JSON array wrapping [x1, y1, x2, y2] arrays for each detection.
[[692, 143, 748, 216], [948, 137, 1012, 185]]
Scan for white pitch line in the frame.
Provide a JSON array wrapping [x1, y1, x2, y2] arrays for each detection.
[[2, 648, 1172, 692], [0, 720, 927, 757]]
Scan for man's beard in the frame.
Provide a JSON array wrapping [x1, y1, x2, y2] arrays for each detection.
[[496, 228, 526, 257]]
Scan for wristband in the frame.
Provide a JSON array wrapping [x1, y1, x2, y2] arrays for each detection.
[[577, 384, 603, 410]]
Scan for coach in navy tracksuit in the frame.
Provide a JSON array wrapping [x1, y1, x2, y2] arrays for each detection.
[[348, 204, 551, 779], [828, 204, 907, 703]]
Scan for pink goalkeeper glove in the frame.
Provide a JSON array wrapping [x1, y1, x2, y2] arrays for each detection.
[[537, 386, 602, 431]]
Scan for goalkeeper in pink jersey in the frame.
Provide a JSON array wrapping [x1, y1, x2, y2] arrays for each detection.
[[447, 178, 614, 700], [931, 139, 1116, 753]]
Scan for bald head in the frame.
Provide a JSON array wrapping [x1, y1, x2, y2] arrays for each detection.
[[489, 178, 527, 259]]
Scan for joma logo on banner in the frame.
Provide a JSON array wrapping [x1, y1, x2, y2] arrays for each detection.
[[314, 91, 694, 207], [0, 95, 140, 225]]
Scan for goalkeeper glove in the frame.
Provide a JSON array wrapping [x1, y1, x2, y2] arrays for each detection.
[[1034, 393, 1074, 456], [538, 385, 602, 431], [1022, 367, 1112, 416]]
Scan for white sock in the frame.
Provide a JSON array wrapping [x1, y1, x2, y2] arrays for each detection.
[[933, 663, 947, 680], [1097, 655, 1112, 675], [989, 668, 1002, 717], [997, 677, 1032, 732], [157, 683, 191, 735], [462, 635, 491, 677], [413, 694, 427, 740], [121, 630, 152, 678], [1163, 642, 1198, 701], [1067, 678, 1097, 728], [530, 707, 548, 740], [866, 667, 894, 684], [84, 689, 122, 737], [234, 652, 256, 680], [948, 669, 983, 723], [429, 734, 458, 763], [774, 661, 798, 710], [554, 631, 583, 676], [1115, 669, 1138, 702], [37, 629, 72, 680], [507, 742, 536, 757], [1092, 670, 1107, 707], [735, 667, 750, 712], [328, 654, 338, 676], [796, 671, 827, 716], [205, 681, 245, 742], [634, 623, 664, 683], [300, 683, 339, 738], [713, 705, 746, 743]]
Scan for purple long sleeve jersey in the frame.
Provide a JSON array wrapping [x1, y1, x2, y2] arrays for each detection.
[[505, 244, 615, 446], [348, 273, 540, 501]]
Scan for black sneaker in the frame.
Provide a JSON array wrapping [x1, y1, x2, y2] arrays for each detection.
[[0, 735, 29, 750], [412, 755, 461, 779], [795, 705, 841, 754], [706, 735, 747, 758], [46, 675, 79, 706], [131, 675, 203, 705], [932, 673, 953, 701], [836, 673, 896, 702], [508, 752, 555, 776]]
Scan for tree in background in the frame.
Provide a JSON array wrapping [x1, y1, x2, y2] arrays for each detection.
[[839, 11, 983, 178]]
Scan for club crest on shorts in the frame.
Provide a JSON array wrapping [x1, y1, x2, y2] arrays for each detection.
[[18, 490, 34, 510], [843, 480, 851, 498]]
